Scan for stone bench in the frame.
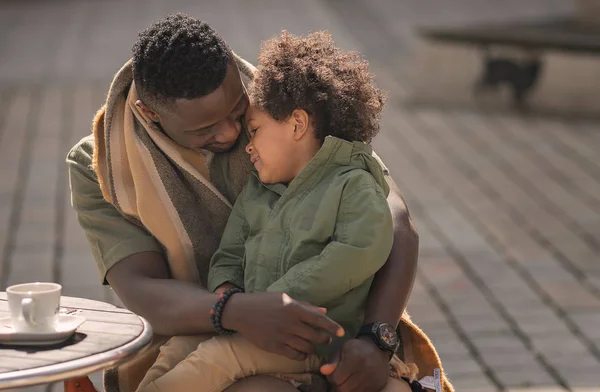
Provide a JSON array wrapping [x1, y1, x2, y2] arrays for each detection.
[[407, 16, 600, 117]]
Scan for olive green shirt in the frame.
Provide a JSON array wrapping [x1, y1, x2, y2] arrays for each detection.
[[208, 136, 394, 358]]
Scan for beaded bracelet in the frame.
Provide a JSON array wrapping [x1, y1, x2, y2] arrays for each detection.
[[210, 287, 244, 335]]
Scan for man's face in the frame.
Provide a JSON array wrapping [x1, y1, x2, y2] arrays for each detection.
[[150, 61, 249, 153]]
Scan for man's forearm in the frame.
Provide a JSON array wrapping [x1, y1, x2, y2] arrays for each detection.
[[106, 252, 342, 361], [363, 183, 419, 327], [107, 251, 219, 336], [123, 276, 220, 336]]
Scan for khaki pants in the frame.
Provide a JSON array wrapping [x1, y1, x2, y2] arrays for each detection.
[[136, 334, 321, 392]]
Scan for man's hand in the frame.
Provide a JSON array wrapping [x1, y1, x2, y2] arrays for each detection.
[[223, 292, 344, 361], [321, 337, 389, 392]]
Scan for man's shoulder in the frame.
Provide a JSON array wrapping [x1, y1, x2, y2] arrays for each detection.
[[66, 134, 95, 169], [66, 134, 97, 182]]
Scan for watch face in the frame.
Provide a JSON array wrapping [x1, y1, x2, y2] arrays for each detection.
[[377, 323, 398, 348]]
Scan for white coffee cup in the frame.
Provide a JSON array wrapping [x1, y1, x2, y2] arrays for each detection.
[[6, 282, 62, 332]]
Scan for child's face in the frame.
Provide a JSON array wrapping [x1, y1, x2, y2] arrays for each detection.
[[244, 105, 302, 184]]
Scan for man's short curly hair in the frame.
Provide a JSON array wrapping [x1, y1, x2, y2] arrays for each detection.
[[250, 31, 385, 143], [132, 13, 231, 111]]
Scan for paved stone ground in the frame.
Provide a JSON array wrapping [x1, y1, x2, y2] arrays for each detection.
[[0, 0, 599, 391]]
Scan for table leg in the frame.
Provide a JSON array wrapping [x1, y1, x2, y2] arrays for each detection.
[[64, 376, 97, 392]]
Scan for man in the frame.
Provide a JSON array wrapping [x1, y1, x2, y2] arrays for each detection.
[[67, 14, 446, 392]]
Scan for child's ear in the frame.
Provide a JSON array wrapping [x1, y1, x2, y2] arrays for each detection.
[[291, 109, 310, 141]]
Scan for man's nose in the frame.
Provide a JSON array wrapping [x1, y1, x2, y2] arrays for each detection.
[[214, 120, 241, 144]]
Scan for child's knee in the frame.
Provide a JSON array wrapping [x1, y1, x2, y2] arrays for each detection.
[[158, 335, 213, 366]]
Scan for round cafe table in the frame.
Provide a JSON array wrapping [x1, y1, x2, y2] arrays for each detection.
[[0, 292, 153, 390]]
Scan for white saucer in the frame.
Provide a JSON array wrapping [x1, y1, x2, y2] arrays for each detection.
[[0, 315, 86, 346]]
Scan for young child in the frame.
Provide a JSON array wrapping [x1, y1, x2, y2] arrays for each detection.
[[137, 30, 413, 392]]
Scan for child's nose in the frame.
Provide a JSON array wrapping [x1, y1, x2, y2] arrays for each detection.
[[245, 142, 253, 155]]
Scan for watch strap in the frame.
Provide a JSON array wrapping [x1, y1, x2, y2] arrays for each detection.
[[357, 322, 377, 337]]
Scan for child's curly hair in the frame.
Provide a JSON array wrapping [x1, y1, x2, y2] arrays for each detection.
[[250, 30, 385, 143]]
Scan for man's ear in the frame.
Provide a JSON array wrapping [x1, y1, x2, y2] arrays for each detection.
[[291, 109, 311, 141], [135, 100, 161, 123]]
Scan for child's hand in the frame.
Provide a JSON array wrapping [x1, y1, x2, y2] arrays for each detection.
[[215, 283, 240, 295]]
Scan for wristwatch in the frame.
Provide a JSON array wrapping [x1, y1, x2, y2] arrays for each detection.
[[356, 322, 399, 359]]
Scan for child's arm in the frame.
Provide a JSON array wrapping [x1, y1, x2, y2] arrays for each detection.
[[207, 187, 249, 292], [266, 176, 393, 305]]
